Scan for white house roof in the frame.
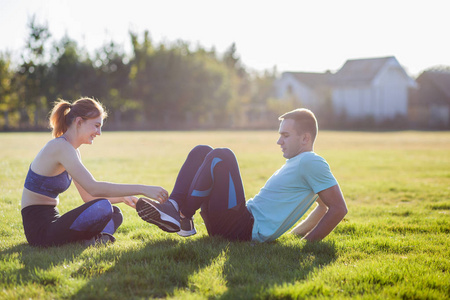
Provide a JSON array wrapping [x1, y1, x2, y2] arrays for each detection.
[[281, 56, 417, 89], [333, 56, 397, 85], [283, 72, 333, 89]]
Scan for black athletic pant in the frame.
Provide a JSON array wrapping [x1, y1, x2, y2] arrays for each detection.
[[170, 145, 253, 241], [21, 198, 122, 247]]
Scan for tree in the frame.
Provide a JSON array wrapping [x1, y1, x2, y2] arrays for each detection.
[[246, 68, 277, 127], [424, 65, 450, 73], [0, 21, 285, 131], [0, 53, 19, 129], [17, 15, 52, 128], [222, 43, 251, 127], [128, 32, 233, 128], [93, 41, 134, 128], [128, 30, 156, 127], [50, 36, 98, 101]]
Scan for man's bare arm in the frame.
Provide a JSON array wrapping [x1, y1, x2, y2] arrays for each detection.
[[303, 185, 347, 242], [290, 198, 328, 236]]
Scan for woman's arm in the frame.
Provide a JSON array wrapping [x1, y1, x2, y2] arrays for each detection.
[[57, 140, 168, 203], [73, 180, 139, 208]]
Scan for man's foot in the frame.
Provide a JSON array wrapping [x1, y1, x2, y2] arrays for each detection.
[[177, 216, 197, 237], [136, 197, 180, 232], [83, 232, 116, 246]]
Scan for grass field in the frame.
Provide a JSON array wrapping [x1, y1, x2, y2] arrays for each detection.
[[1, 130, 449, 299]]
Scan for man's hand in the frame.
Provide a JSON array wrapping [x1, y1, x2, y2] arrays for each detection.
[[303, 185, 347, 242]]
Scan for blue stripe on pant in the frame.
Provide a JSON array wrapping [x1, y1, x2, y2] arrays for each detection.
[[169, 145, 253, 241]]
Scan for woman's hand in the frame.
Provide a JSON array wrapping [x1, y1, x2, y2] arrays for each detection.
[[123, 196, 139, 208], [144, 186, 169, 203]]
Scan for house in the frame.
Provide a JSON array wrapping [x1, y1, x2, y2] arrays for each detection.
[[276, 56, 417, 123], [275, 71, 333, 111], [409, 70, 450, 128]]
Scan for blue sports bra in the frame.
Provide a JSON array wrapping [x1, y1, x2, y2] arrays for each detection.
[[24, 167, 72, 198]]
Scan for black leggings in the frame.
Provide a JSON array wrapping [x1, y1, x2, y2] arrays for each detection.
[[170, 145, 253, 241], [21, 198, 123, 247]]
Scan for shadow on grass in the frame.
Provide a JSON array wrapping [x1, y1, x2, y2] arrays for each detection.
[[0, 242, 87, 287], [219, 239, 338, 299], [71, 235, 337, 299], [72, 236, 224, 298]]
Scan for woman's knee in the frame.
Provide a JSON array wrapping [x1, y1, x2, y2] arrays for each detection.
[[87, 198, 113, 220], [95, 199, 114, 218], [112, 205, 123, 226], [69, 199, 113, 232]]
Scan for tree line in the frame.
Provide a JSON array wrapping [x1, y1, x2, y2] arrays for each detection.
[[0, 16, 285, 131]]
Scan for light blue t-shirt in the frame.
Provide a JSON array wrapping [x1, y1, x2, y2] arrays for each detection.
[[246, 151, 338, 243]]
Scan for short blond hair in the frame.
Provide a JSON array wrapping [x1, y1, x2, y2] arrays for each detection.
[[279, 108, 318, 142]]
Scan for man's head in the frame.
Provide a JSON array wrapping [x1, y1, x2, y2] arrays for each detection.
[[277, 108, 318, 159]]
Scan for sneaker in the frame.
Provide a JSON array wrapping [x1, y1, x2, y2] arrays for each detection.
[[83, 232, 116, 246], [177, 216, 197, 237], [136, 197, 180, 232]]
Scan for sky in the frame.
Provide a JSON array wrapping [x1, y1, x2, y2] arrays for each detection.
[[0, 0, 449, 77]]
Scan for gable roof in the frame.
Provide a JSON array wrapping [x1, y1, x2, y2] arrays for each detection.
[[281, 56, 416, 89], [418, 71, 450, 98], [283, 71, 333, 89], [333, 56, 397, 85]]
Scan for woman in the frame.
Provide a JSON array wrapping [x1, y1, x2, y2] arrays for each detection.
[[21, 97, 168, 247]]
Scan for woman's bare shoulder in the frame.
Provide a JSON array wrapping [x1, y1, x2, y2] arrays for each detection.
[[35, 137, 78, 164]]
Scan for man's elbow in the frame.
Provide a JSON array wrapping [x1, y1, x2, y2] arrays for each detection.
[[329, 203, 347, 221], [337, 205, 348, 220]]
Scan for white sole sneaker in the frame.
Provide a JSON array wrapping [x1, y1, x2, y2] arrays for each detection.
[[177, 217, 197, 237], [177, 228, 197, 237], [137, 198, 180, 232]]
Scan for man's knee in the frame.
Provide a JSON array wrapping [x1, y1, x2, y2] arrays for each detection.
[[209, 148, 237, 163], [189, 145, 214, 158]]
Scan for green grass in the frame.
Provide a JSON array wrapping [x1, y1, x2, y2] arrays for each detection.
[[1, 130, 449, 299]]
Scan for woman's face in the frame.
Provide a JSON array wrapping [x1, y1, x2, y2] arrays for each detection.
[[78, 115, 103, 145]]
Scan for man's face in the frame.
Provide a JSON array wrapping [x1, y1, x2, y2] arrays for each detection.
[[277, 119, 304, 159]]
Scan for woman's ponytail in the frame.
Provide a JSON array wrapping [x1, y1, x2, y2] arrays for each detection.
[[49, 99, 72, 138]]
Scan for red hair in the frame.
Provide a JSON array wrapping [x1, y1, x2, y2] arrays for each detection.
[[49, 98, 107, 137]]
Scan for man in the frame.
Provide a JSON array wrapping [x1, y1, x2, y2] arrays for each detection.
[[136, 108, 347, 242]]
